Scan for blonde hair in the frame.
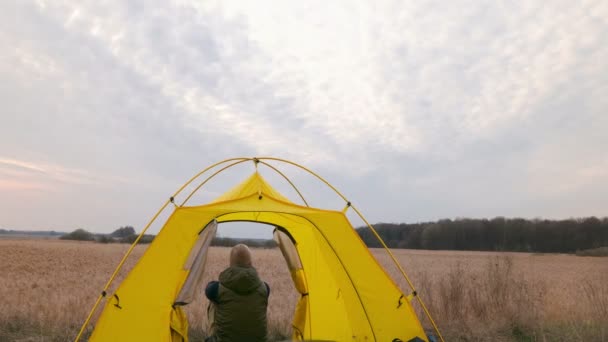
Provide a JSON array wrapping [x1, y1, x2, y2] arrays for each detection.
[[230, 244, 252, 267]]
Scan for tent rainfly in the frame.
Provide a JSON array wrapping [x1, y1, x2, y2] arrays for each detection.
[[76, 157, 443, 342]]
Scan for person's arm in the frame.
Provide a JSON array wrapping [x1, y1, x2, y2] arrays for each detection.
[[205, 281, 219, 303], [264, 282, 270, 299]]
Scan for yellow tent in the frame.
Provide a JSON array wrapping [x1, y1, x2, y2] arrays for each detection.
[[76, 157, 442, 342]]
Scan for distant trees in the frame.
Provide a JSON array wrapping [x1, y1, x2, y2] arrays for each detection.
[[59, 228, 95, 241], [60, 226, 154, 244], [110, 226, 136, 238], [212, 237, 277, 248], [54, 217, 608, 253], [357, 217, 608, 253], [120, 233, 155, 244], [57, 226, 278, 248], [107, 226, 156, 244], [0, 229, 64, 237]]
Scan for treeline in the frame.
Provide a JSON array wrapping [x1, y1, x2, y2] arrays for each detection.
[[59, 226, 276, 248], [0, 229, 65, 237], [60, 226, 154, 244], [357, 217, 608, 253], [212, 237, 277, 248]]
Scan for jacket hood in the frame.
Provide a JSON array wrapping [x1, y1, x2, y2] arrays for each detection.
[[219, 266, 263, 295]]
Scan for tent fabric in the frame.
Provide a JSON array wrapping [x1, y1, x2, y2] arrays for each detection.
[[89, 172, 428, 341]]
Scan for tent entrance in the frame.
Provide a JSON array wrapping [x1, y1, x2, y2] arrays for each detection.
[[175, 220, 304, 339]]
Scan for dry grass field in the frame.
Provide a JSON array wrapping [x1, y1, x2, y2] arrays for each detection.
[[0, 239, 606, 341]]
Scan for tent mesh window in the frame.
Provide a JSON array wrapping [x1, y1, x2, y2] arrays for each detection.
[[174, 220, 218, 305]]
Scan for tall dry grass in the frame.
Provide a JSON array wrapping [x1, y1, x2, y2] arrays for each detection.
[[0, 240, 146, 341], [373, 249, 608, 341], [411, 257, 547, 341], [0, 240, 607, 341]]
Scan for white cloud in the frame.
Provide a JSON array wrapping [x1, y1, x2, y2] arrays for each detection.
[[0, 0, 606, 230], [0, 157, 135, 191]]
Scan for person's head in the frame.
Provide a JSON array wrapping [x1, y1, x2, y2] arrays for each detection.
[[230, 244, 252, 268]]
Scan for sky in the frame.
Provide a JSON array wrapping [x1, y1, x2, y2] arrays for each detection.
[[1, 0, 607, 237]]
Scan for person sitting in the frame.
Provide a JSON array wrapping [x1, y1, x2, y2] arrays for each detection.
[[205, 244, 270, 342]]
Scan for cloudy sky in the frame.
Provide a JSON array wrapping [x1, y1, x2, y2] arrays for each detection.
[[1, 0, 607, 236]]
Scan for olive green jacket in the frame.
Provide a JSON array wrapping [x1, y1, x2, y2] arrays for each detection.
[[213, 266, 269, 342]]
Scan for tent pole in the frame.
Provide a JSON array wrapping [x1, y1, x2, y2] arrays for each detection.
[[180, 159, 251, 206], [74, 294, 103, 341], [258, 160, 309, 207], [180, 158, 313, 207], [256, 157, 351, 203]]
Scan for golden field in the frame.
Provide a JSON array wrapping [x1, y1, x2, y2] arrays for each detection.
[[0, 239, 606, 341]]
